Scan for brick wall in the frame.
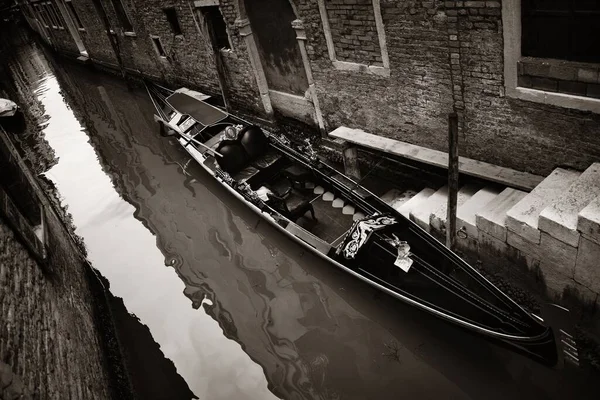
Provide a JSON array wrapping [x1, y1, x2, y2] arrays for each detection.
[[325, 0, 382, 66], [451, 0, 600, 175], [301, 0, 455, 151], [0, 205, 113, 399], [68, 0, 119, 65], [26, 0, 80, 56], [28, 0, 600, 176]]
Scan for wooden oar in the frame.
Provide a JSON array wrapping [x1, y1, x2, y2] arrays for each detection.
[[184, 135, 224, 158], [153, 115, 223, 158]]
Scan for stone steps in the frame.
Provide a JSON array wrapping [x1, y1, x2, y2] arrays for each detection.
[[364, 163, 600, 304], [506, 168, 581, 244], [538, 163, 600, 247], [578, 196, 600, 245], [397, 187, 436, 219], [410, 186, 449, 231], [409, 184, 482, 233], [380, 188, 417, 212], [476, 187, 527, 242], [430, 183, 482, 232], [457, 186, 502, 240]]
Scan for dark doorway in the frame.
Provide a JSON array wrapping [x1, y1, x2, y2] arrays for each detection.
[[244, 0, 308, 96]]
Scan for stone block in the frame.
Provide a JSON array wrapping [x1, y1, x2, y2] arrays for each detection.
[[380, 189, 417, 212], [464, 1, 485, 8], [398, 188, 436, 220], [587, 83, 600, 99], [538, 261, 597, 305], [518, 75, 532, 88], [548, 65, 577, 81], [456, 186, 500, 240], [558, 80, 587, 96], [476, 187, 527, 242], [478, 230, 510, 256], [410, 186, 448, 231], [522, 60, 550, 77], [507, 231, 577, 276], [578, 196, 600, 245], [577, 68, 599, 84], [430, 183, 481, 233], [506, 168, 580, 244], [530, 77, 558, 92], [574, 237, 600, 294], [540, 232, 578, 275], [539, 163, 600, 247]]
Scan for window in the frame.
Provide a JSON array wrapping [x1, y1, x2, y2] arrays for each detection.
[[65, 0, 84, 30], [201, 6, 230, 50], [163, 7, 182, 36], [35, 4, 49, 27], [43, 2, 58, 27], [0, 131, 47, 261], [51, 2, 65, 28], [45, 2, 64, 29], [151, 36, 166, 57], [522, 0, 600, 63], [109, 0, 134, 33]]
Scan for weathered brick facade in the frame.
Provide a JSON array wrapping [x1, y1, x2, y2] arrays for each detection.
[[325, 0, 382, 66], [22, 0, 600, 176], [0, 152, 115, 398]]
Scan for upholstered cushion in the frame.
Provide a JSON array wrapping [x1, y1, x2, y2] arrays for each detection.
[[216, 140, 248, 174], [233, 165, 260, 183], [239, 126, 269, 159], [253, 148, 282, 170]]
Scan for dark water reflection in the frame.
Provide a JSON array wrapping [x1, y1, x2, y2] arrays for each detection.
[[4, 40, 598, 400]]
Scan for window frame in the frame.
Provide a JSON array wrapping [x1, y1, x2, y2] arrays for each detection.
[[109, 0, 135, 34], [43, 2, 58, 29], [163, 7, 183, 37], [65, 0, 85, 31], [34, 3, 50, 28], [503, 0, 600, 114], [150, 35, 167, 59], [199, 5, 231, 52], [521, 0, 600, 63]]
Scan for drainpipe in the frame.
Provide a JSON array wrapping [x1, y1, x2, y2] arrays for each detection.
[[89, 0, 126, 78]]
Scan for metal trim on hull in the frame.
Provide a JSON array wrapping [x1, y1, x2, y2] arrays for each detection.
[[178, 137, 552, 345], [145, 81, 558, 365]]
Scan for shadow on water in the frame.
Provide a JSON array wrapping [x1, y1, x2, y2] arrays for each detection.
[[4, 35, 599, 400]]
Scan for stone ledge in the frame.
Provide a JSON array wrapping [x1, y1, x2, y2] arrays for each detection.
[[476, 187, 527, 242], [332, 60, 390, 77], [506, 167, 580, 244], [505, 86, 600, 114], [578, 196, 600, 246], [506, 231, 577, 277], [329, 126, 543, 191], [574, 237, 600, 295], [519, 57, 600, 84], [457, 186, 501, 240], [539, 163, 600, 247]]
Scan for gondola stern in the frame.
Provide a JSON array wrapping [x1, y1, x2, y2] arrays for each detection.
[[540, 303, 580, 368]]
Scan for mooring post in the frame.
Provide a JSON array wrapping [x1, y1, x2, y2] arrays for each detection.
[[343, 144, 361, 181], [446, 113, 459, 250]]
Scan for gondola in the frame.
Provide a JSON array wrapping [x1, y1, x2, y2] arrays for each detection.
[[146, 82, 578, 367]]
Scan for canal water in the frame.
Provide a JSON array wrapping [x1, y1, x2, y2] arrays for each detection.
[[2, 38, 598, 399]]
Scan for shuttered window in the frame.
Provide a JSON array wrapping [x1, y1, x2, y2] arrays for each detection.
[[522, 0, 600, 63]]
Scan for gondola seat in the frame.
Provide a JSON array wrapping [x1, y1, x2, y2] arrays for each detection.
[[239, 125, 282, 170], [239, 125, 268, 157], [253, 148, 282, 170], [233, 165, 260, 183], [267, 191, 316, 222], [215, 139, 248, 174]]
